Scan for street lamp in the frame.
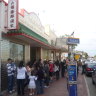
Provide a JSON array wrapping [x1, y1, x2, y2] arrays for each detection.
[[70, 31, 74, 37]]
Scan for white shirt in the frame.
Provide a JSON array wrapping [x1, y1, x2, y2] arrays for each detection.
[[29, 76, 37, 85], [54, 65, 59, 72], [28, 76, 37, 88], [17, 67, 27, 79], [29, 76, 37, 83]]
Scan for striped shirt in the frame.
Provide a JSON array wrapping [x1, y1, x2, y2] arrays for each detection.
[[7, 63, 16, 76]]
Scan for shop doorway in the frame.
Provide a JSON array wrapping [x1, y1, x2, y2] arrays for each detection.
[[30, 47, 36, 62]]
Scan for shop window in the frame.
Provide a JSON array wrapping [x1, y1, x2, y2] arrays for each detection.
[[10, 42, 24, 62]]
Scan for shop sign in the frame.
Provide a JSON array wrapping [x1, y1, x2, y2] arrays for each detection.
[[8, 0, 18, 29]]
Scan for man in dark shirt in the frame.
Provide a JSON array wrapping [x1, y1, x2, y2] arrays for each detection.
[[36, 66, 44, 95], [61, 59, 66, 77]]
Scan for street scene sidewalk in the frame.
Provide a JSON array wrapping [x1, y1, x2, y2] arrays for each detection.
[[43, 73, 88, 96], [77, 74, 88, 96], [3, 73, 88, 96]]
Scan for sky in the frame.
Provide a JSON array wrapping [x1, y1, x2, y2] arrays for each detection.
[[5, 0, 96, 56]]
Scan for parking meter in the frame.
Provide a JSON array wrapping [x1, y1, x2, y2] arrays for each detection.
[[68, 61, 77, 96]]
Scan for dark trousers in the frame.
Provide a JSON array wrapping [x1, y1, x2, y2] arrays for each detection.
[[36, 80, 44, 95], [17, 79, 25, 95], [61, 67, 65, 77], [7, 75, 14, 92], [44, 76, 49, 86], [56, 71, 59, 80]]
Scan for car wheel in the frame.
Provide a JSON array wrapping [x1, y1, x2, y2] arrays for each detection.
[[92, 78, 95, 85]]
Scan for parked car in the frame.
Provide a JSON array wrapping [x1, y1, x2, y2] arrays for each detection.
[[92, 65, 96, 85], [85, 63, 96, 76]]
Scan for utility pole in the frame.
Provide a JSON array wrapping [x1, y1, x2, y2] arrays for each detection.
[[67, 36, 80, 96], [0, 1, 2, 95], [0, 29, 2, 96], [0, 1, 3, 95]]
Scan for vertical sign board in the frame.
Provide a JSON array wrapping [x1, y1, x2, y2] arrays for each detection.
[[69, 84, 77, 96], [68, 65, 77, 82], [8, 0, 18, 30], [68, 62, 77, 96]]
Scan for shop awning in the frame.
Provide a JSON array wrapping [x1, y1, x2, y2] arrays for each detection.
[[4, 23, 55, 49]]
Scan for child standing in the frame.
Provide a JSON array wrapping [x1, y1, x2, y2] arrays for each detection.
[[28, 71, 37, 95]]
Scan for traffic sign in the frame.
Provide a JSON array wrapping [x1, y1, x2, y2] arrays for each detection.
[[67, 37, 80, 45], [74, 54, 80, 60]]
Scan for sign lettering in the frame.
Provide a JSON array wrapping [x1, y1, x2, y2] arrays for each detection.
[[8, 0, 18, 29]]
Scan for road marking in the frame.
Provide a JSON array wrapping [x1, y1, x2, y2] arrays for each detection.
[[84, 76, 90, 96]]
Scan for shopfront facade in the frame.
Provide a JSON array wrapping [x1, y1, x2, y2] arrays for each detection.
[[0, 1, 54, 91], [0, 0, 68, 91]]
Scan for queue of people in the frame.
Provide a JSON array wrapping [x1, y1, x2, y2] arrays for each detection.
[[6, 58, 68, 96]]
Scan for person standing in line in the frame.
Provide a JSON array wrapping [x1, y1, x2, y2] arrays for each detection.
[[24, 62, 32, 88], [61, 59, 66, 78], [49, 60, 54, 81], [54, 62, 59, 80], [6, 58, 14, 94], [28, 71, 37, 96], [17, 61, 27, 96], [11, 60, 17, 91], [43, 60, 50, 87], [36, 66, 44, 95]]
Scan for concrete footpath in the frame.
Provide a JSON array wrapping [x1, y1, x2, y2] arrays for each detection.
[[3, 73, 88, 96]]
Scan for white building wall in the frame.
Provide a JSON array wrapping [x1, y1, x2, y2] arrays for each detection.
[[44, 25, 57, 45], [19, 10, 58, 45], [0, 1, 7, 33], [0, 2, 5, 30]]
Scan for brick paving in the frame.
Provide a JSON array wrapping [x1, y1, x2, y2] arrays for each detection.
[[3, 73, 88, 96], [44, 78, 68, 96]]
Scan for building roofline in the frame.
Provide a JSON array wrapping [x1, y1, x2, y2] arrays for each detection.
[[1, 0, 8, 6]]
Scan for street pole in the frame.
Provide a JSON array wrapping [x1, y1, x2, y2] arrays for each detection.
[[0, 28, 2, 96], [0, 2, 1, 94], [67, 37, 78, 96], [0, 1, 2, 95]]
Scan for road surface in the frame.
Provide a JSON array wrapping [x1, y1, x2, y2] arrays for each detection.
[[85, 76, 96, 96]]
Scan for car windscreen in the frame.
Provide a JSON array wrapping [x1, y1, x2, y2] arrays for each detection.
[[88, 64, 94, 68]]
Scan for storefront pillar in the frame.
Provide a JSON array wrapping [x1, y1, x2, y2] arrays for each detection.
[[40, 48, 43, 60], [59, 51, 61, 61], [25, 44, 30, 63], [53, 51, 56, 60]]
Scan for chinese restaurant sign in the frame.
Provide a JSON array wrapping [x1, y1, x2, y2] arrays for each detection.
[[8, 0, 18, 29]]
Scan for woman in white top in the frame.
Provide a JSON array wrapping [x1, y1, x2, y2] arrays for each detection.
[[28, 71, 37, 95], [17, 61, 27, 96]]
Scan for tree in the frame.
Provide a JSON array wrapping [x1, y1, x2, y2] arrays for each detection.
[[94, 55, 96, 58], [84, 52, 89, 59]]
